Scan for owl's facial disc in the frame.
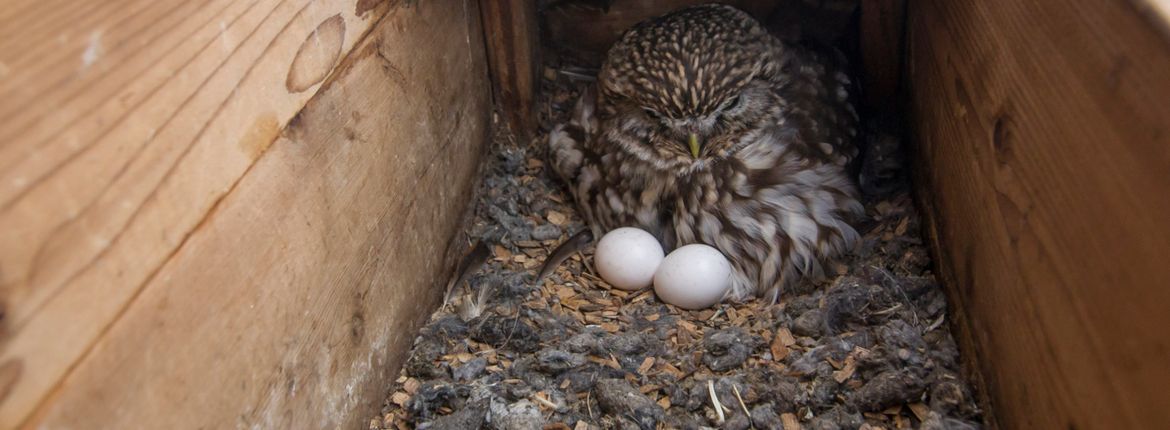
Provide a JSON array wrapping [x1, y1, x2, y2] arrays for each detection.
[[658, 115, 718, 158]]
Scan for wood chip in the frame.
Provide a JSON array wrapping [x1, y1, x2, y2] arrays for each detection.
[[574, 422, 589, 430], [660, 362, 685, 379], [781, 412, 802, 430], [895, 216, 910, 235], [637, 357, 655, 375], [776, 327, 797, 346], [832, 353, 858, 383], [390, 392, 411, 407], [547, 210, 568, 225], [555, 285, 577, 299], [628, 289, 654, 303], [907, 403, 931, 421], [493, 245, 512, 261], [543, 423, 571, 430], [657, 395, 671, 410], [403, 378, 421, 394], [770, 332, 790, 361], [588, 356, 620, 369]]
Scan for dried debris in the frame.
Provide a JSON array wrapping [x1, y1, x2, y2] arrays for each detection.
[[369, 52, 983, 430]]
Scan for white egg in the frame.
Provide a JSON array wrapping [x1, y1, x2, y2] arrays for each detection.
[[653, 244, 732, 310], [594, 227, 665, 290]]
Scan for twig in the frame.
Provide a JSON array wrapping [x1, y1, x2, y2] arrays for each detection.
[[925, 314, 946, 333], [872, 303, 903, 315], [733, 384, 754, 429], [497, 310, 524, 350], [586, 388, 594, 420], [870, 265, 920, 326], [708, 380, 726, 425], [558, 69, 598, 81], [531, 392, 560, 410]]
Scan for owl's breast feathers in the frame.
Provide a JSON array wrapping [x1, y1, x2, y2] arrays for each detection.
[[670, 132, 863, 302], [551, 102, 863, 302]]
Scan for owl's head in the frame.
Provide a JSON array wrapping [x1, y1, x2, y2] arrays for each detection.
[[598, 5, 780, 166]]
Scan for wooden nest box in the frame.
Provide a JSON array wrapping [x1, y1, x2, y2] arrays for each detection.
[[1, 0, 1168, 428]]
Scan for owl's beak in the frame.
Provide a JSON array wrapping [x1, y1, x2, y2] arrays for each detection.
[[688, 133, 701, 158]]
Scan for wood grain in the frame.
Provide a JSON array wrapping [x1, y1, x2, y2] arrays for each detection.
[[481, 0, 540, 138], [0, 0, 489, 428], [906, 0, 1170, 428]]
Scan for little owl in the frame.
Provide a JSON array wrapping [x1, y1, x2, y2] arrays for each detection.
[[548, 4, 863, 303]]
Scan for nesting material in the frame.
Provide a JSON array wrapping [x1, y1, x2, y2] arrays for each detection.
[[368, 55, 983, 430]]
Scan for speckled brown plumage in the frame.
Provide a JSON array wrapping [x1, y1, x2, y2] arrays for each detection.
[[549, 4, 863, 303]]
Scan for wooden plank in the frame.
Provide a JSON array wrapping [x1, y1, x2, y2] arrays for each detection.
[[859, 0, 906, 111], [0, 0, 389, 425], [543, 0, 779, 60], [764, 0, 858, 45], [906, 0, 1170, 428], [0, 0, 489, 428], [480, 0, 540, 138]]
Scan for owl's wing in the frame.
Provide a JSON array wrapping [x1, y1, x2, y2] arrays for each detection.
[[548, 86, 598, 183], [775, 44, 860, 169], [548, 85, 610, 238]]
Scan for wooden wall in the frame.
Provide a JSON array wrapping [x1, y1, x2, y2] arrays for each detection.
[[0, 0, 490, 428], [905, 1, 1170, 428], [542, 0, 781, 59]]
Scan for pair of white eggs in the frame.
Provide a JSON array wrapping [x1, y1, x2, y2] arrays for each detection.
[[593, 227, 732, 310]]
